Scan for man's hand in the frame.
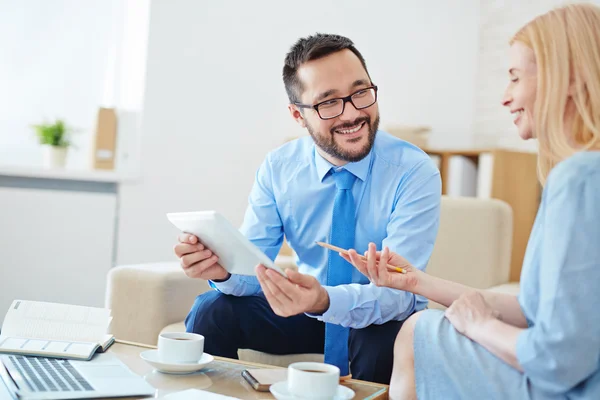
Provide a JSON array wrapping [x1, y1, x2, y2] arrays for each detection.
[[256, 265, 330, 317], [174, 233, 230, 281]]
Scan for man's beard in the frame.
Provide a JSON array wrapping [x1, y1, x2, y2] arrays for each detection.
[[307, 114, 380, 162]]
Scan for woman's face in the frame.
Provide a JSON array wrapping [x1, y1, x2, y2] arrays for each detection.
[[502, 42, 538, 140]]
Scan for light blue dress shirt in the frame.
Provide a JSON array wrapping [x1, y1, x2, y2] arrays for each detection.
[[211, 131, 441, 329]]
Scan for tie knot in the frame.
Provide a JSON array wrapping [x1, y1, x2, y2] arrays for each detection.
[[332, 169, 356, 190]]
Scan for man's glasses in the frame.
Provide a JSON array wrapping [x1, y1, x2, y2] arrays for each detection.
[[293, 86, 378, 120]]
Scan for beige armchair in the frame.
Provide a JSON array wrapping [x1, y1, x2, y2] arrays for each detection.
[[106, 196, 518, 366]]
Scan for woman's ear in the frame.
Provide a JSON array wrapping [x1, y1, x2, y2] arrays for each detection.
[[567, 82, 576, 97], [567, 73, 580, 97]]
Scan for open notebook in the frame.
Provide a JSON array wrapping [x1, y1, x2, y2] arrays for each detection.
[[0, 300, 114, 361]]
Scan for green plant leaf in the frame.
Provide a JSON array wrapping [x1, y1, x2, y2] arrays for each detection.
[[31, 118, 75, 147]]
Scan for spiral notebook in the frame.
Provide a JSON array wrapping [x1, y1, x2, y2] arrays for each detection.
[[0, 300, 114, 361]]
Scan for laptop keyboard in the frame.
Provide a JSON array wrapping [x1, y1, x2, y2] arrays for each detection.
[[8, 355, 93, 392]]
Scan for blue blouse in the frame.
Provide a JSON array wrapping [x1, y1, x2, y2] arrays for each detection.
[[517, 151, 600, 397]]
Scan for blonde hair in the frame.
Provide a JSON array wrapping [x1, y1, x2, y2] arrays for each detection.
[[510, 3, 600, 184]]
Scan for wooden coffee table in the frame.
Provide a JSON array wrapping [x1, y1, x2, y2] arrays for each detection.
[[110, 341, 388, 399]]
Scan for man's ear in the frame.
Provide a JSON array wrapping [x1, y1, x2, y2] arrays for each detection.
[[288, 104, 306, 128]]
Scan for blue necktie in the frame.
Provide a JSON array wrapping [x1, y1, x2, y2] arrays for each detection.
[[324, 168, 356, 376]]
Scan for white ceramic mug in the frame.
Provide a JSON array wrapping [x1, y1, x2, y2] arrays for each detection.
[[288, 362, 340, 399], [157, 332, 204, 364]]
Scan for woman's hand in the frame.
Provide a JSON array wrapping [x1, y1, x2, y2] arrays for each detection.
[[340, 242, 421, 292], [445, 291, 499, 339]]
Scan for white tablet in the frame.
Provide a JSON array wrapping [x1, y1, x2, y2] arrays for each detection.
[[167, 210, 288, 277]]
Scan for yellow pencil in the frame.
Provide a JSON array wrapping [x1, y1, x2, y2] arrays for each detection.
[[316, 241, 407, 274]]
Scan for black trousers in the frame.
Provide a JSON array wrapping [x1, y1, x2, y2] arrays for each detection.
[[185, 291, 405, 384]]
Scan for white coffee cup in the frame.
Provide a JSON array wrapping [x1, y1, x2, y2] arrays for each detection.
[[288, 362, 340, 399], [157, 332, 204, 364]]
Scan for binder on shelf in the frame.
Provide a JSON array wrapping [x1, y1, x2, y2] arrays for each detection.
[[476, 153, 494, 199], [93, 108, 118, 170], [447, 156, 478, 197]]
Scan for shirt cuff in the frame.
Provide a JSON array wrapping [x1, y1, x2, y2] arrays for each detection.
[[208, 274, 241, 295], [305, 286, 352, 326]]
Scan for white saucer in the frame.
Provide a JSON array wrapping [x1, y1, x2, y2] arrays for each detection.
[[269, 381, 355, 400], [140, 349, 214, 374]]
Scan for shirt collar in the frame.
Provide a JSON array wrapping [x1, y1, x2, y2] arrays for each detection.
[[314, 146, 372, 183]]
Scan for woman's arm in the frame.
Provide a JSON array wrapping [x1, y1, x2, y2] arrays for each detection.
[[473, 319, 523, 370], [344, 245, 528, 328], [416, 274, 528, 328], [444, 291, 524, 370]]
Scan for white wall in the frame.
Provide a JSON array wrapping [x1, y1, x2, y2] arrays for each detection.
[[0, 187, 116, 317], [116, 0, 482, 265], [0, 0, 115, 167], [473, 0, 600, 151], [0, 0, 149, 169]]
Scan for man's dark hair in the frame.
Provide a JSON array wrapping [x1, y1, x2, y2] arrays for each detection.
[[282, 33, 370, 103]]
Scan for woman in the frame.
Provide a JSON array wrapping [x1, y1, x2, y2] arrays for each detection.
[[343, 4, 600, 399]]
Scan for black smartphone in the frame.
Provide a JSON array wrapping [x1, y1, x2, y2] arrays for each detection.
[[241, 368, 288, 392]]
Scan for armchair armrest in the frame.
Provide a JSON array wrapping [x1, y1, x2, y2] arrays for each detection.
[[105, 262, 210, 345]]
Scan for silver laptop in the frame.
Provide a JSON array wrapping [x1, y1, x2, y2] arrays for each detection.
[[0, 353, 154, 399]]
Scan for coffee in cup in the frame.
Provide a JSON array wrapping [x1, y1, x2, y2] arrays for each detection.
[[157, 332, 204, 364], [287, 362, 340, 399]]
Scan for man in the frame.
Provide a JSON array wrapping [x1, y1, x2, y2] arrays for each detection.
[[174, 33, 441, 384]]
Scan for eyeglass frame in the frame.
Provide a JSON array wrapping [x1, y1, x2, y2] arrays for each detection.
[[292, 85, 379, 120]]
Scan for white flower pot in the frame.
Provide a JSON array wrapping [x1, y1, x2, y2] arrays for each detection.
[[41, 145, 68, 168]]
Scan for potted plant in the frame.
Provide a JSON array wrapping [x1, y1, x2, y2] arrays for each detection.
[[31, 119, 74, 168]]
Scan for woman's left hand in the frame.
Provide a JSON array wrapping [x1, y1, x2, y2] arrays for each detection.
[[445, 291, 499, 340]]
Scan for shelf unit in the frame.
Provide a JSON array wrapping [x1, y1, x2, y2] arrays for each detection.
[[424, 148, 541, 281]]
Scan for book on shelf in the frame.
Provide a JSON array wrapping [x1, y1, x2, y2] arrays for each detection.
[[0, 300, 114, 361]]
